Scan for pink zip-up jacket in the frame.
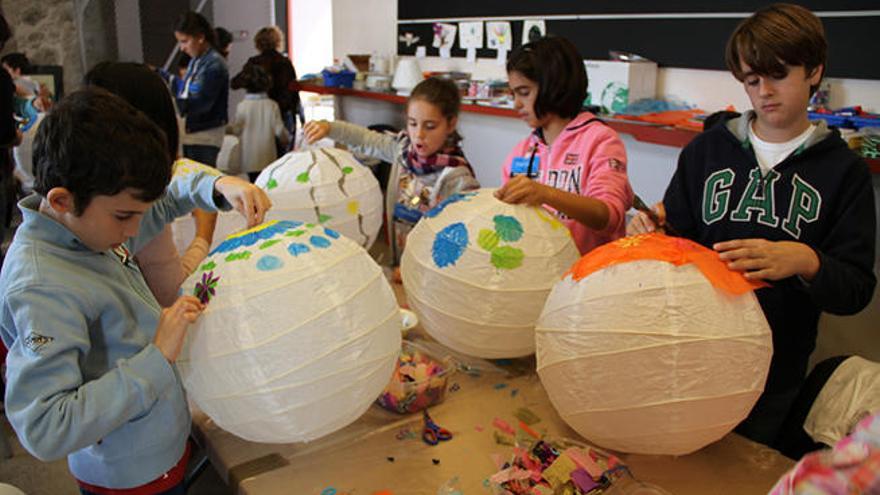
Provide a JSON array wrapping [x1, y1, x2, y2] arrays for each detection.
[[501, 112, 633, 254]]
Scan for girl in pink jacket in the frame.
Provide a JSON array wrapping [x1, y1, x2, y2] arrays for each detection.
[[496, 36, 633, 254]]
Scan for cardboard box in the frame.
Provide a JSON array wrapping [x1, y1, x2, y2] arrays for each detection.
[[584, 59, 658, 113]]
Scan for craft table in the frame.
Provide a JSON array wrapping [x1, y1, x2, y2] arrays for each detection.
[[190, 282, 794, 495]]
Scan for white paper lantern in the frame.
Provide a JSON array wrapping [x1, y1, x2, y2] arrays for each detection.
[[170, 158, 247, 253], [536, 234, 773, 455], [177, 220, 401, 443], [401, 189, 580, 358], [255, 148, 383, 249]]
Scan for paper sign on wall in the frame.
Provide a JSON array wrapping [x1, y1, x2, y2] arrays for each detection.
[[415, 46, 427, 59], [432, 23, 457, 51], [486, 22, 512, 51], [522, 20, 546, 45], [459, 21, 483, 50]]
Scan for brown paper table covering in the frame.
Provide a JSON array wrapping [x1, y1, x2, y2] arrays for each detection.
[[190, 283, 794, 494]]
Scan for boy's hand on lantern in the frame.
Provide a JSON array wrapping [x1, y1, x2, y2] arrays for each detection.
[[154, 295, 204, 362], [215, 175, 272, 227], [714, 239, 820, 281]]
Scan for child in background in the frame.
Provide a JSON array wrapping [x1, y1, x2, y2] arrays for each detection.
[[627, 4, 876, 447], [229, 62, 288, 182], [85, 61, 219, 307], [495, 36, 633, 255], [0, 88, 270, 494], [303, 77, 480, 263]]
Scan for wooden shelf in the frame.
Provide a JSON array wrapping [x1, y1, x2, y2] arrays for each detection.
[[297, 82, 699, 148]]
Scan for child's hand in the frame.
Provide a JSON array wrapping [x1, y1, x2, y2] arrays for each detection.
[[714, 239, 820, 281], [303, 120, 330, 144], [154, 295, 204, 362], [494, 176, 550, 206], [627, 202, 666, 235], [214, 176, 272, 227]]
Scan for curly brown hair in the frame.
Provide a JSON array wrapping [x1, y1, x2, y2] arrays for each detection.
[[254, 26, 283, 53]]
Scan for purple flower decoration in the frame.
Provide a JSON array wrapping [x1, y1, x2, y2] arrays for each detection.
[[194, 270, 221, 305]]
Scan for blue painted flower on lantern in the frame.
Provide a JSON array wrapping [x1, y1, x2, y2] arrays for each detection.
[[288, 243, 310, 256], [324, 227, 340, 239], [424, 192, 478, 219], [310, 235, 331, 248], [256, 255, 283, 271], [432, 222, 469, 268], [211, 220, 303, 255]]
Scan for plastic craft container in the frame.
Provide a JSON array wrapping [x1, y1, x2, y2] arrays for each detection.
[[322, 69, 356, 88], [376, 340, 455, 414]]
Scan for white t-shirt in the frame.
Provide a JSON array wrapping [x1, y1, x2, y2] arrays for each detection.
[[748, 123, 816, 176]]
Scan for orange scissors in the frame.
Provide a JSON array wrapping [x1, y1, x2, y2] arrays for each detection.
[[422, 410, 452, 446]]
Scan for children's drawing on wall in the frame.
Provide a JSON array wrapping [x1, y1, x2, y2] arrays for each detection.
[[432, 23, 457, 50], [522, 20, 546, 45], [459, 21, 484, 50], [399, 32, 420, 48], [486, 22, 513, 51]]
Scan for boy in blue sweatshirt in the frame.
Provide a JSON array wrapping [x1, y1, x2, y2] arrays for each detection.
[[0, 88, 270, 493], [628, 4, 876, 447]]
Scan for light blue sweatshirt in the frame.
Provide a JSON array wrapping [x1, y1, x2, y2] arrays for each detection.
[[0, 171, 229, 489]]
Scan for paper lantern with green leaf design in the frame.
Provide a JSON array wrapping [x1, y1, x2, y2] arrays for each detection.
[[400, 189, 580, 358], [177, 220, 401, 443], [255, 148, 383, 249]]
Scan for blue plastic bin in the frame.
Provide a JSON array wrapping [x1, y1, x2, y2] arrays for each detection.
[[322, 69, 356, 88]]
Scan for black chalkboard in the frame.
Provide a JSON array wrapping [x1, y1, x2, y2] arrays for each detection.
[[397, 2, 880, 80]]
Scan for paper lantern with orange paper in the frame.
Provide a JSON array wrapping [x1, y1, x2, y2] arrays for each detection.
[[536, 233, 773, 455]]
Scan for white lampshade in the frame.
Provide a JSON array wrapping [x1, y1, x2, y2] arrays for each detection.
[[255, 148, 384, 249], [177, 220, 401, 443], [401, 189, 580, 358], [536, 234, 773, 455], [170, 158, 247, 253], [392, 58, 424, 96]]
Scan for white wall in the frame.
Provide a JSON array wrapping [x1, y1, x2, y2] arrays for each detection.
[[213, 0, 274, 113], [291, 0, 334, 75], [331, 0, 397, 63]]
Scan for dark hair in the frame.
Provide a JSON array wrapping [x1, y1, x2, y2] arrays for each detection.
[[33, 88, 172, 215], [1, 52, 29, 73], [254, 26, 282, 53], [506, 36, 587, 120], [231, 62, 272, 93], [725, 3, 827, 95], [408, 77, 462, 143], [84, 61, 179, 158], [174, 11, 217, 49], [215, 27, 233, 50], [177, 52, 191, 71]]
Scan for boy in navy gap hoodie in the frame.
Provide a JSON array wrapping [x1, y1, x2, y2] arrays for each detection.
[[628, 3, 876, 447]]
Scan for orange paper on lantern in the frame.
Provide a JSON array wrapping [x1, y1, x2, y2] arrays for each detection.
[[565, 233, 767, 295]]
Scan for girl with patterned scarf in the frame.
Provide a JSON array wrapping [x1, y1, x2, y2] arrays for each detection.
[[304, 77, 479, 264]]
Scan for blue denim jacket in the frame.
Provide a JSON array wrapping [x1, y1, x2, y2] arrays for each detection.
[[171, 48, 229, 134]]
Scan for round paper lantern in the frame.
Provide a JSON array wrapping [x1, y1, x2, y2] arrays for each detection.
[[536, 233, 773, 455], [401, 189, 580, 358], [255, 148, 383, 249], [177, 220, 402, 443], [170, 158, 248, 253]]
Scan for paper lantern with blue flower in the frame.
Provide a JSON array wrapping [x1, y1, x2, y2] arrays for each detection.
[[536, 233, 772, 455], [255, 148, 383, 249], [177, 220, 402, 443], [400, 189, 580, 358], [170, 158, 249, 252]]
